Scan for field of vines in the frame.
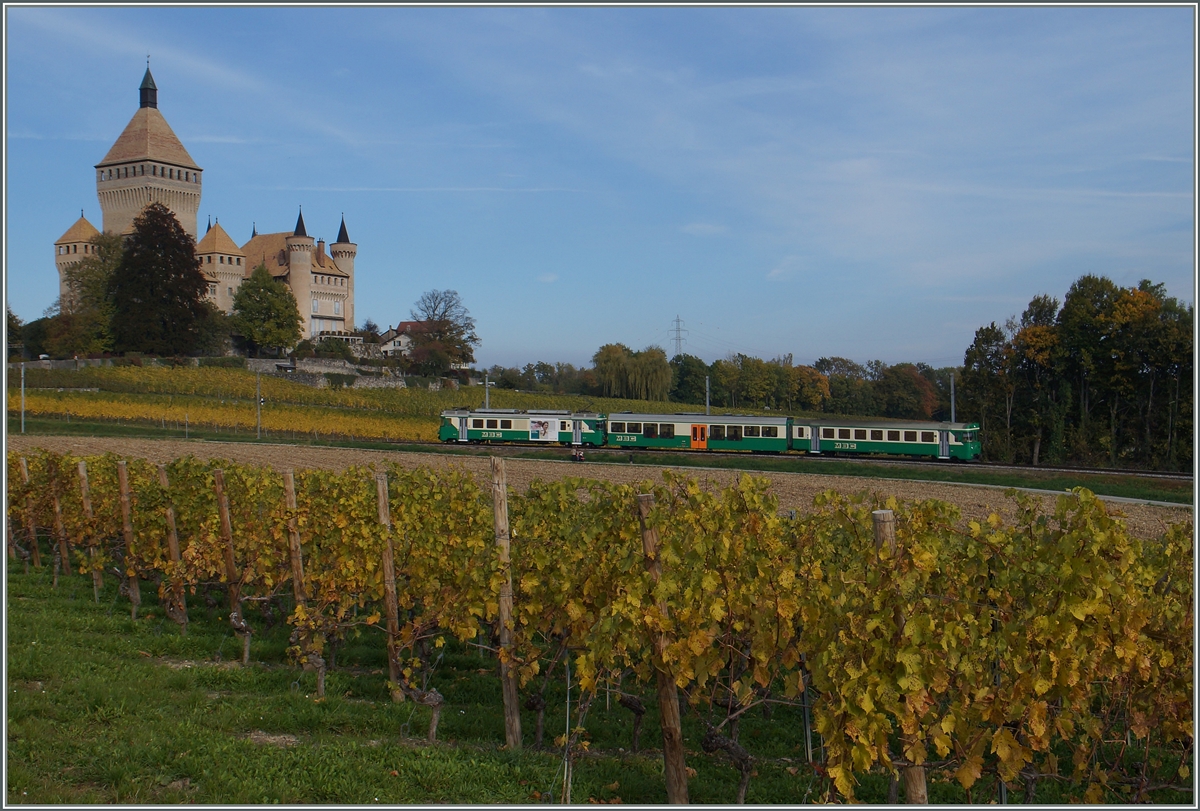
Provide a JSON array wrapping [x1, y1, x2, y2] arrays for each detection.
[[9, 389, 438, 443], [15, 365, 776, 418], [6, 449, 1193, 804]]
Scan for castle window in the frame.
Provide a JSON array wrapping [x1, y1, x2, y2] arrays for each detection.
[[334, 301, 342, 315], [227, 287, 233, 296], [73, 245, 77, 253], [312, 299, 319, 314], [219, 256, 224, 264], [236, 258, 241, 266]]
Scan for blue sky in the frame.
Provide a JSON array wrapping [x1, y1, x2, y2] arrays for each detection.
[[4, 6, 1194, 369]]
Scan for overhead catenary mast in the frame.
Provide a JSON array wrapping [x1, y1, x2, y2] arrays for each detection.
[[670, 315, 688, 358]]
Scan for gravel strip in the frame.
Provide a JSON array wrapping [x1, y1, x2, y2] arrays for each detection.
[[9, 435, 1191, 540]]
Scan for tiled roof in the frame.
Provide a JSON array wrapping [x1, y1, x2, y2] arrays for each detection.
[[240, 232, 291, 278], [239, 231, 349, 279], [97, 107, 200, 170], [195, 222, 244, 256], [55, 216, 100, 244]]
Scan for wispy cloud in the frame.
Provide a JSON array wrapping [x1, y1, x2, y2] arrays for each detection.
[[538, 273, 558, 283]]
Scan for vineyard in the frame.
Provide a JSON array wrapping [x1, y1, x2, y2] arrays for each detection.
[[15, 365, 770, 418], [6, 449, 1194, 804]]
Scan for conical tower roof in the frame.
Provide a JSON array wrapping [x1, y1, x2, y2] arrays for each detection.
[[97, 106, 200, 170], [335, 215, 350, 244], [195, 222, 245, 256], [55, 216, 100, 245], [294, 208, 308, 237]]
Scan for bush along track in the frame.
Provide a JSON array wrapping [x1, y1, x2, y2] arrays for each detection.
[[6, 449, 1193, 804]]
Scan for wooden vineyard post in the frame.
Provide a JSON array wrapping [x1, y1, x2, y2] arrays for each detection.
[[51, 464, 71, 588], [491, 457, 523, 751], [284, 470, 324, 697], [117, 461, 142, 619], [283, 471, 307, 605], [213, 469, 251, 665], [78, 460, 102, 602], [20, 457, 43, 568], [376, 471, 404, 703], [873, 509, 927, 805], [637, 493, 689, 805], [157, 465, 188, 634]]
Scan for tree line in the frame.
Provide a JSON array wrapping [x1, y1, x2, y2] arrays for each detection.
[[487, 346, 959, 421], [960, 275, 1192, 471]]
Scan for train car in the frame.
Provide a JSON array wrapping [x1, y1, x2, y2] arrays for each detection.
[[439, 409, 605, 446], [604, 413, 791, 453], [791, 418, 980, 460]]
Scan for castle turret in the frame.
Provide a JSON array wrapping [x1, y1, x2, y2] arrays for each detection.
[[95, 67, 202, 238], [286, 208, 317, 337], [330, 214, 357, 333], [53, 214, 101, 302], [195, 221, 246, 313]]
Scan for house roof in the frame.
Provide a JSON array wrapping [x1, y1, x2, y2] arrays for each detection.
[[240, 232, 292, 279], [55, 216, 100, 245], [96, 106, 201, 170], [195, 222, 244, 256], [240, 231, 349, 279]]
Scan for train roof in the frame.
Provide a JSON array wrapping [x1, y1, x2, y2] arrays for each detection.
[[800, 417, 979, 430], [440, 408, 603, 418], [610, 412, 790, 426]]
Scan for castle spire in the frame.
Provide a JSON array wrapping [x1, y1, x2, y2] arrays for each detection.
[[206, 215, 212, 233], [336, 214, 350, 244], [139, 61, 158, 109], [251, 222, 257, 239], [294, 207, 308, 237]]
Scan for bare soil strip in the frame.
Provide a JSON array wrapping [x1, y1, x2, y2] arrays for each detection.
[[9, 435, 1190, 540]]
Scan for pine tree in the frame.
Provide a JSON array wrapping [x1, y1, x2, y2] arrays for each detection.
[[231, 264, 302, 357], [108, 203, 209, 355]]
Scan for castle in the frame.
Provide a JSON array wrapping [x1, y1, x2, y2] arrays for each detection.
[[53, 67, 356, 341]]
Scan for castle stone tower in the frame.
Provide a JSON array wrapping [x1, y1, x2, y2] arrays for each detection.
[[95, 67, 202, 239], [53, 214, 101, 301], [330, 214, 357, 332], [285, 209, 317, 336]]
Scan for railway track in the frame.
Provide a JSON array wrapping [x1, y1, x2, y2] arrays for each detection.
[[401, 439, 1193, 481]]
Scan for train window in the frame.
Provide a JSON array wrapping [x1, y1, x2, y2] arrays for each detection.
[[854, 429, 867, 440], [627, 423, 642, 433], [921, 432, 936, 443], [870, 430, 883, 441], [794, 427, 805, 438], [838, 429, 851, 440], [659, 424, 675, 438], [486, 419, 498, 429], [762, 426, 778, 438], [888, 430, 900, 442], [500, 420, 512, 429], [745, 426, 760, 437], [610, 422, 625, 433], [904, 431, 917, 442], [710, 425, 725, 440], [560, 421, 569, 431], [728, 426, 743, 441], [472, 419, 484, 429], [643, 423, 658, 438], [822, 428, 835, 439]]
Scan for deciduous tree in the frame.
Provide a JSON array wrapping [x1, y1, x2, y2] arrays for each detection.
[[231, 264, 302, 357], [108, 203, 209, 356]]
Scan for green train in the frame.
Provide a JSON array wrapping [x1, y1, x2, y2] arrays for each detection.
[[439, 409, 981, 461]]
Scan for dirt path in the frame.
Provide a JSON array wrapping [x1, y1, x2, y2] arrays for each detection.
[[9, 435, 1191, 540]]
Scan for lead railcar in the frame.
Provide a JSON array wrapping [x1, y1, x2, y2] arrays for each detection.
[[439, 409, 605, 446]]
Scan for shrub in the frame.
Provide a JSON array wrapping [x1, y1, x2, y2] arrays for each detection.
[[199, 356, 247, 369]]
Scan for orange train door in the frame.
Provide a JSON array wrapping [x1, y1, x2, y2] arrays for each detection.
[[691, 424, 708, 450]]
